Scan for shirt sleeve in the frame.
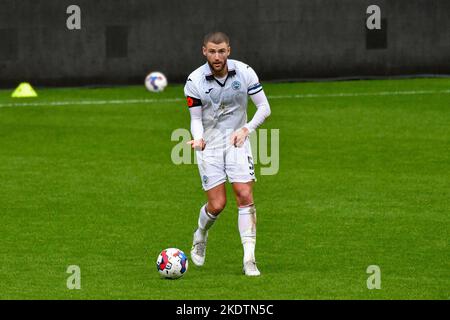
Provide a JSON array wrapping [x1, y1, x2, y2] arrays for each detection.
[[189, 106, 204, 140], [245, 65, 263, 96], [244, 89, 271, 134], [184, 77, 204, 140], [184, 77, 202, 108]]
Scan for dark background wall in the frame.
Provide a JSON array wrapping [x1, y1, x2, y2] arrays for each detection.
[[0, 0, 449, 87]]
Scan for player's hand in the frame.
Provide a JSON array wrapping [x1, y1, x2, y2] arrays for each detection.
[[187, 139, 206, 151], [230, 127, 249, 148]]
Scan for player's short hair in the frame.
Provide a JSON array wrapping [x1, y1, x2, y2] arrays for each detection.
[[203, 32, 230, 46]]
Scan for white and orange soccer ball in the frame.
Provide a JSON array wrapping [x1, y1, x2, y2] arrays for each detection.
[[145, 71, 168, 92], [156, 248, 188, 279]]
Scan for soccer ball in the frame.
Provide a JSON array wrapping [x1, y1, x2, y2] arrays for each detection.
[[145, 71, 168, 92], [156, 248, 188, 279]]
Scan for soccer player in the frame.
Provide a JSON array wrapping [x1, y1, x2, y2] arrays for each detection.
[[184, 32, 271, 276]]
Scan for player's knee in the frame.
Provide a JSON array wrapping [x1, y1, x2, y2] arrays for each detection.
[[236, 189, 253, 207], [208, 199, 226, 215]]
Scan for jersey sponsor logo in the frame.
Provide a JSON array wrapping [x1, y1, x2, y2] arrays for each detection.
[[205, 88, 213, 94], [186, 96, 202, 108], [231, 80, 241, 90]]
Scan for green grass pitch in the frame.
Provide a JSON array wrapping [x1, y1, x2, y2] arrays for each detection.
[[0, 78, 448, 299]]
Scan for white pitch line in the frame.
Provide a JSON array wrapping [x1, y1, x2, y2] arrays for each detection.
[[0, 89, 449, 108], [0, 97, 183, 108], [268, 89, 450, 99]]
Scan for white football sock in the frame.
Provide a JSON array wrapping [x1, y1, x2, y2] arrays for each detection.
[[196, 204, 217, 239], [238, 204, 257, 263]]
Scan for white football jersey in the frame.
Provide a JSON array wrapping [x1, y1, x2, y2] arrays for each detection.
[[184, 59, 262, 140]]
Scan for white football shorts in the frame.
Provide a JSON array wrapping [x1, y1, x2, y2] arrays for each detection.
[[196, 138, 256, 191]]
